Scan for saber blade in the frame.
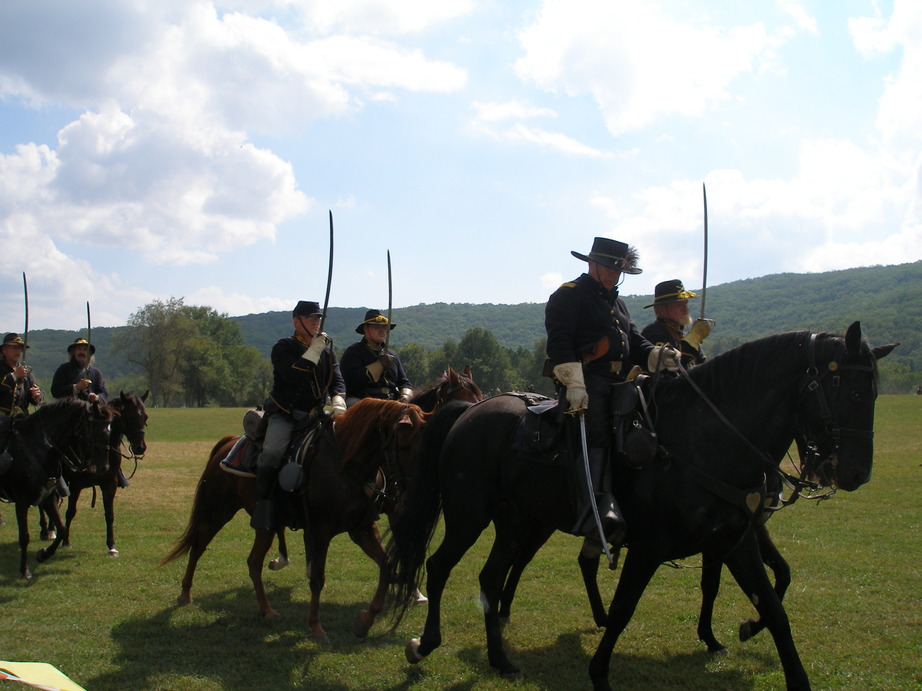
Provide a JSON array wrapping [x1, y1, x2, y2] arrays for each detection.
[[22, 272, 29, 365], [385, 249, 393, 351], [700, 182, 709, 319], [320, 210, 334, 333], [579, 413, 614, 566]]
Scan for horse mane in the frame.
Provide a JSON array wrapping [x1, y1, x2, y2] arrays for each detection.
[[334, 399, 426, 469]]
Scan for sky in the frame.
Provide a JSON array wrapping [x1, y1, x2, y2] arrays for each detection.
[[1, 0, 920, 331]]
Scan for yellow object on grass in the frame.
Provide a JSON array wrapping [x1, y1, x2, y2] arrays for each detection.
[[0, 661, 86, 691]]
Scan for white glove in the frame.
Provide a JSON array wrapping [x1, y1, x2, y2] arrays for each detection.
[[682, 318, 715, 350], [301, 332, 330, 364], [330, 394, 347, 417], [648, 345, 680, 373], [552, 362, 588, 412]]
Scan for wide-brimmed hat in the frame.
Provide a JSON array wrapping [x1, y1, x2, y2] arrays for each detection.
[[571, 237, 642, 275], [292, 300, 323, 319], [1, 333, 27, 348], [356, 310, 396, 334], [644, 279, 697, 308], [67, 338, 96, 355]]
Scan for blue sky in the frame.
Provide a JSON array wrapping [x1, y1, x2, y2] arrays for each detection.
[[1, 0, 919, 331]]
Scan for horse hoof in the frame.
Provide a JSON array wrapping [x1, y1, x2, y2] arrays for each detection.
[[176, 595, 192, 607], [405, 638, 426, 664], [36, 548, 48, 564], [415, 588, 428, 604], [42, 531, 56, 541], [710, 645, 729, 656], [500, 669, 523, 682], [107, 548, 120, 557], [353, 610, 374, 638], [268, 556, 289, 571], [739, 619, 755, 642], [259, 609, 282, 620]]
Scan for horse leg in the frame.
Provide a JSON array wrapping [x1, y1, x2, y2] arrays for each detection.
[[349, 522, 388, 638], [100, 478, 119, 556], [175, 502, 243, 605], [724, 531, 809, 690], [246, 528, 281, 619], [16, 501, 32, 579], [39, 505, 55, 541], [36, 496, 68, 566], [408, 520, 487, 663], [63, 490, 79, 548], [589, 550, 661, 691], [577, 538, 609, 628], [697, 551, 728, 653], [739, 525, 791, 643], [496, 525, 556, 625], [305, 531, 331, 640], [268, 527, 289, 571]]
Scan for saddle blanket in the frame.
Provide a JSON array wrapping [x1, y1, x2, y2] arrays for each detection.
[[220, 437, 256, 477]]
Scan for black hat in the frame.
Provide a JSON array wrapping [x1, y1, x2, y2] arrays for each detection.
[[292, 301, 322, 319], [2, 333, 27, 348], [644, 279, 697, 308], [67, 338, 96, 355], [571, 237, 642, 275], [355, 310, 396, 334]]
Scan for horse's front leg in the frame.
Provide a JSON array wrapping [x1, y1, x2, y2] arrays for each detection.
[[697, 552, 728, 653], [15, 501, 32, 579], [348, 522, 387, 638], [246, 528, 280, 618], [577, 537, 609, 628], [725, 530, 809, 690], [62, 491, 79, 547], [589, 549, 660, 691], [739, 524, 791, 643], [101, 477, 119, 556], [268, 527, 289, 571]]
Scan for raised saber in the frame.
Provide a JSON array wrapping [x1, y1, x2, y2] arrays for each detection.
[[21, 272, 29, 365], [80, 301, 92, 380], [578, 413, 614, 566], [319, 210, 334, 333], [700, 182, 708, 319], [385, 249, 393, 352]]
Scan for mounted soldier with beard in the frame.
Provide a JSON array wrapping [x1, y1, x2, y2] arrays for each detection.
[[641, 279, 714, 369]]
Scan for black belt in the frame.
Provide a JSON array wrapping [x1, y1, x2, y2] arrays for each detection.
[[584, 360, 622, 374]]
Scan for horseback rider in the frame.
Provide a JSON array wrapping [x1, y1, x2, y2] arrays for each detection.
[[51, 338, 109, 405], [545, 238, 678, 546], [0, 333, 44, 473], [641, 279, 714, 368], [251, 301, 346, 531], [340, 310, 413, 406]]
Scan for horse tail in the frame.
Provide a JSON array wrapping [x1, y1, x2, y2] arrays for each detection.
[[385, 400, 473, 621], [159, 435, 237, 566]]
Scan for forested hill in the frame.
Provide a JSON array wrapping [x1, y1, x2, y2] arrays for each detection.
[[234, 260, 918, 366], [21, 260, 919, 383]]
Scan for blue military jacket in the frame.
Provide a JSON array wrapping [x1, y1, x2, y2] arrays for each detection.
[[266, 334, 345, 415]]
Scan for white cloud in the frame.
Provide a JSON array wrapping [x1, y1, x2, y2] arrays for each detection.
[[514, 0, 785, 134], [776, 0, 818, 35]]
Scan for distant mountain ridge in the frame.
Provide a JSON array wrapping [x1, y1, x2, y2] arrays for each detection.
[[21, 261, 920, 385]]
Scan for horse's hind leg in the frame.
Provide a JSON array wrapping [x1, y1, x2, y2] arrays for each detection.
[[35, 497, 68, 566], [739, 525, 790, 642], [496, 525, 556, 626], [348, 522, 387, 638], [305, 533, 331, 639], [697, 552, 728, 653], [39, 505, 56, 541], [247, 528, 281, 619], [176, 505, 241, 605], [577, 539, 609, 628]]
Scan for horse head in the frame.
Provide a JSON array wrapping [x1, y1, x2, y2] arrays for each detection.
[[83, 400, 115, 476], [797, 321, 898, 492], [115, 390, 149, 457], [438, 365, 483, 406]]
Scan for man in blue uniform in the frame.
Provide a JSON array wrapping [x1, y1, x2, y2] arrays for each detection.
[[0, 333, 44, 473], [545, 238, 677, 545], [251, 301, 346, 531], [51, 338, 109, 405], [641, 279, 713, 368], [340, 310, 412, 406]]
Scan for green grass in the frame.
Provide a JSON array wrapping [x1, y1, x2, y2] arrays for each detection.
[[1, 398, 920, 690]]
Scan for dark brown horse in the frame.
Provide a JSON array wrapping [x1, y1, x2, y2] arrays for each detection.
[[161, 366, 481, 633], [385, 324, 896, 689], [39, 391, 149, 555], [0, 399, 113, 579]]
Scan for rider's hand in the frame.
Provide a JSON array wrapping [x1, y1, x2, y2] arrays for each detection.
[[301, 332, 330, 364], [682, 318, 715, 350], [552, 362, 588, 412], [648, 346, 680, 373]]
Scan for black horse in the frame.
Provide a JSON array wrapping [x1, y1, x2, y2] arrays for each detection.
[[51, 391, 149, 556], [0, 398, 113, 579], [386, 323, 896, 689]]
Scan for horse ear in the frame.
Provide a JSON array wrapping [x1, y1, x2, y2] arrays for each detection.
[[463, 365, 473, 379], [447, 365, 456, 377], [872, 342, 899, 361], [141, 390, 150, 402], [845, 321, 862, 355]]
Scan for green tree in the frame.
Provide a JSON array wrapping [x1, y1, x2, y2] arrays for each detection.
[[456, 327, 511, 393], [397, 342, 430, 389]]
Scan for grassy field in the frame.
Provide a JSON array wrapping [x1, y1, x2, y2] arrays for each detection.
[[1, 397, 920, 690]]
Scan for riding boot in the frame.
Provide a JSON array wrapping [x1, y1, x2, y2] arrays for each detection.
[[572, 448, 627, 547], [250, 465, 278, 531], [117, 467, 130, 488]]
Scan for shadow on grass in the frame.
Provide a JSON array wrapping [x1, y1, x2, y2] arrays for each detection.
[[0, 531, 80, 587]]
